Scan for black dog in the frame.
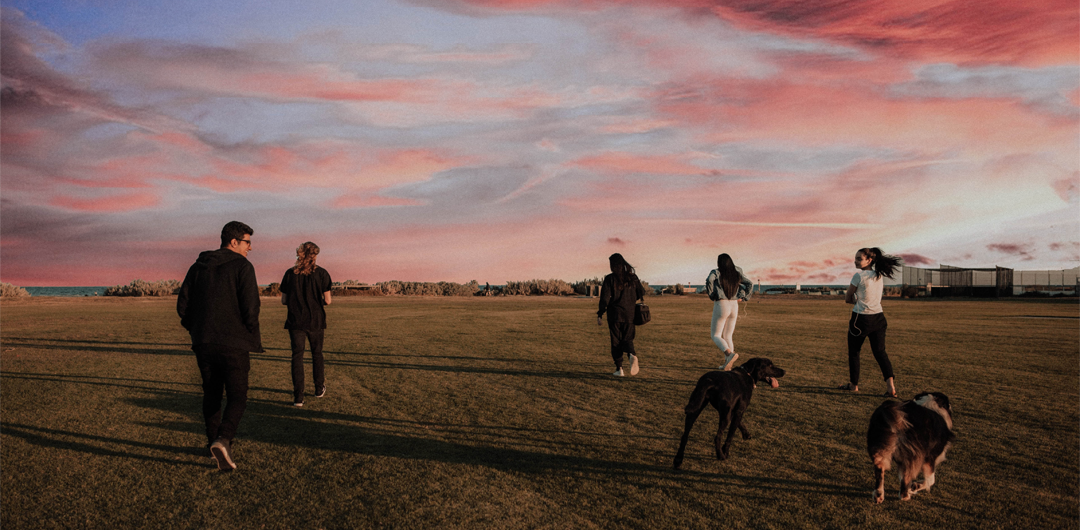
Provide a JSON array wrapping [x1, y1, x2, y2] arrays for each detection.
[[867, 392, 955, 503], [672, 358, 786, 469]]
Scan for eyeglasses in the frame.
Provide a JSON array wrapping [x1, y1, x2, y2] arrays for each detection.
[[239, 239, 252, 246]]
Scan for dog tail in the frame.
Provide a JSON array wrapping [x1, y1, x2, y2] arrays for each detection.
[[684, 381, 713, 415], [867, 400, 909, 467]]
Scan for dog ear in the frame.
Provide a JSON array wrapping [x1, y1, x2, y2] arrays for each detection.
[[742, 358, 763, 379]]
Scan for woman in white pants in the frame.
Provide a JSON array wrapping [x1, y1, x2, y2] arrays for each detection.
[[705, 254, 753, 370]]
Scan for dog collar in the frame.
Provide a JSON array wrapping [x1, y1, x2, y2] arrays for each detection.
[[733, 366, 755, 384]]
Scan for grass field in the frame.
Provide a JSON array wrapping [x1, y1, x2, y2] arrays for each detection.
[[2, 294, 1077, 529]]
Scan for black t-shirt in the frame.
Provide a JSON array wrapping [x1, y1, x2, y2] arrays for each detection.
[[281, 266, 332, 330]]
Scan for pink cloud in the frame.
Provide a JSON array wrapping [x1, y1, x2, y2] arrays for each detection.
[[89, 42, 575, 122], [572, 151, 711, 175], [597, 118, 677, 135], [898, 253, 935, 266], [987, 243, 1031, 255], [171, 175, 269, 193], [329, 193, 424, 209], [647, 76, 1078, 159], [49, 191, 160, 212], [707, 0, 1079, 67], [1052, 176, 1079, 203], [430, 0, 1078, 66], [186, 143, 475, 193]]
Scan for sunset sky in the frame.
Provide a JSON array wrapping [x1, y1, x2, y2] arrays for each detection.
[[2, 0, 1077, 287]]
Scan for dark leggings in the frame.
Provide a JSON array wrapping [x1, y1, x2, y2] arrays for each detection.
[[608, 320, 636, 368], [194, 344, 250, 444], [847, 312, 894, 385], [290, 329, 325, 401]]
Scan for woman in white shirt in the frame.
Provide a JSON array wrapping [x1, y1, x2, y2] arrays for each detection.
[[838, 247, 902, 397]]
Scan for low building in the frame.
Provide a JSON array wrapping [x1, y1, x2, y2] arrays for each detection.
[[902, 265, 1078, 297]]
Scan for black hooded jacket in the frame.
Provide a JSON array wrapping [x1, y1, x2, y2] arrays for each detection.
[[177, 248, 263, 352], [596, 273, 644, 323]]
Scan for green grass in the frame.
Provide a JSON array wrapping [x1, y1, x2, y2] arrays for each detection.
[[2, 295, 1077, 529]]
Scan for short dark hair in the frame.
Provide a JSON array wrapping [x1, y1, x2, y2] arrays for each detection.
[[220, 221, 253, 248]]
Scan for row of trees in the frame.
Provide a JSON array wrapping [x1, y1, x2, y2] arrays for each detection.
[[0, 278, 667, 298], [104, 279, 182, 297]]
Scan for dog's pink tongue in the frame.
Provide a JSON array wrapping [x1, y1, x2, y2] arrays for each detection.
[[769, 377, 780, 388]]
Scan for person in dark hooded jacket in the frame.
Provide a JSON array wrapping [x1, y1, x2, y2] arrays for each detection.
[[177, 221, 263, 472], [596, 253, 645, 377]]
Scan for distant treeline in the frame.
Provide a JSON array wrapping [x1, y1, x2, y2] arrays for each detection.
[[5, 278, 671, 298], [103, 279, 182, 297], [261, 278, 648, 297]]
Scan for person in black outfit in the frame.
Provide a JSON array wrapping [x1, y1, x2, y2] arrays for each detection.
[[596, 253, 645, 377], [177, 221, 263, 472], [280, 241, 332, 407]]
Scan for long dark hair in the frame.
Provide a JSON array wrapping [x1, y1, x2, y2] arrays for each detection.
[[293, 241, 320, 276], [608, 253, 637, 290], [716, 253, 740, 298], [858, 247, 901, 279]]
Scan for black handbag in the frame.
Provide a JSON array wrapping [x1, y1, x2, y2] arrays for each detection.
[[634, 302, 651, 325]]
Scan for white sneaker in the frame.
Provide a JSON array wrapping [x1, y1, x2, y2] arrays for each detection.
[[722, 352, 739, 371], [628, 354, 640, 376], [210, 438, 236, 471], [612, 368, 625, 377]]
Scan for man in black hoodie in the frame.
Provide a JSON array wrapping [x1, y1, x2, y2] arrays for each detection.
[[177, 221, 263, 472]]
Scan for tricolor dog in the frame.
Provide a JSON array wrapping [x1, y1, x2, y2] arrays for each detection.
[[867, 392, 955, 503]]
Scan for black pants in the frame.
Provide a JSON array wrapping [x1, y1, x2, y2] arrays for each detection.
[[193, 344, 250, 444], [847, 312, 894, 385], [290, 329, 325, 401], [608, 320, 636, 368]]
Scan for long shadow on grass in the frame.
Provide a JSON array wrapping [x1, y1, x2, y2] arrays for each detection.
[[250, 351, 697, 386], [0, 337, 190, 356], [0, 371, 293, 402], [3, 337, 190, 347], [1, 422, 205, 467], [122, 391, 867, 499], [1, 372, 202, 395]]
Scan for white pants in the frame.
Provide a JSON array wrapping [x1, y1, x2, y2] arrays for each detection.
[[711, 300, 739, 353]]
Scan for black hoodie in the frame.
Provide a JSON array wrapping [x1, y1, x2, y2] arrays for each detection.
[[177, 248, 263, 352]]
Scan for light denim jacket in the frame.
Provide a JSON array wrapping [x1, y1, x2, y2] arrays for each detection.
[[705, 267, 753, 301]]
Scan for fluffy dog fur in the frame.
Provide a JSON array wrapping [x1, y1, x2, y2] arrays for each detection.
[[673, 358, 786, 469], [867, 392, 955, 503]]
